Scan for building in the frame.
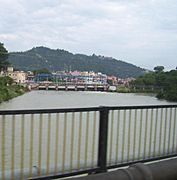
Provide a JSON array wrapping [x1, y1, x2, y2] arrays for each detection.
[[6, 67, 27, 83]]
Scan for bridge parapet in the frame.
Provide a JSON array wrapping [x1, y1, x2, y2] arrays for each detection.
[[1, 105, 176, 179]]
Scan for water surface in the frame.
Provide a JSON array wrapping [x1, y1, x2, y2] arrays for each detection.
[[0, 91, 174, 110]]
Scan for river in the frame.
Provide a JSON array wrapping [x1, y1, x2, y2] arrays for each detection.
[[0, 90, 174, 110]]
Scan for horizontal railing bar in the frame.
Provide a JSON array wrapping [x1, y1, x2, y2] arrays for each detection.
[[106, 104, 177, 110], [28, 168, 100, 180], [107, 153, 177, 170], [0, 104, 176, 115], [0, 107, 101, 115]]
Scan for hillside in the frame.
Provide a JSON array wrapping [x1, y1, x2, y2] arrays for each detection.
[[8, 46, 145, 78]]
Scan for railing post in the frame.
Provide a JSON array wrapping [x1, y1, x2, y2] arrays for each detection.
[[97, 107, 109, 173]]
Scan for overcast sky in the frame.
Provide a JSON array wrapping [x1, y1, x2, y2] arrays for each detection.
[[0, 0, 177, 70]]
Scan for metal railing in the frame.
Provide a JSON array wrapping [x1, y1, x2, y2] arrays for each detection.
[[0, 105, 177, 180]]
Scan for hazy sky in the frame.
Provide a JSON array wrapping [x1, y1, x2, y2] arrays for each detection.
[[0, 0, 177, 70]]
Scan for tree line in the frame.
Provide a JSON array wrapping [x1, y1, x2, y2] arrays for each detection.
[[131, 66, 177, 101], [0, 43, 27, 103], [0, 42, 9, 70]]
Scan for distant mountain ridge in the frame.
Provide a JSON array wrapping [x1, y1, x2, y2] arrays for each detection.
[[8, 46, 145, 78]]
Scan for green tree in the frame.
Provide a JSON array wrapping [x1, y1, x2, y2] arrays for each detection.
[[132, 69, 177, 101], [0, 42, 9, 70], [0, 76, 13, 86], [154, 66, 164, 73], [33, 68, 51, 75]]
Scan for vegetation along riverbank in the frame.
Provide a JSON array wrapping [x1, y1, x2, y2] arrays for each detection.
[[0, 43, 28, 103], [129, 66, 177, 102], [0, 76, 28, 103]]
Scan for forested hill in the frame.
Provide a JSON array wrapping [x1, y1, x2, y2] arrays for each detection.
[[8, 46, 145, 78]]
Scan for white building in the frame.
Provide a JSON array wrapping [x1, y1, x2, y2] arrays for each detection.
[[6, 67, 27, 83]]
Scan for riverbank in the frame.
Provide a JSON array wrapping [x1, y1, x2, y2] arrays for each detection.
[[117, 86, 177, 102], [119, 70, 177, 102], [0, 77, 28, 103]]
